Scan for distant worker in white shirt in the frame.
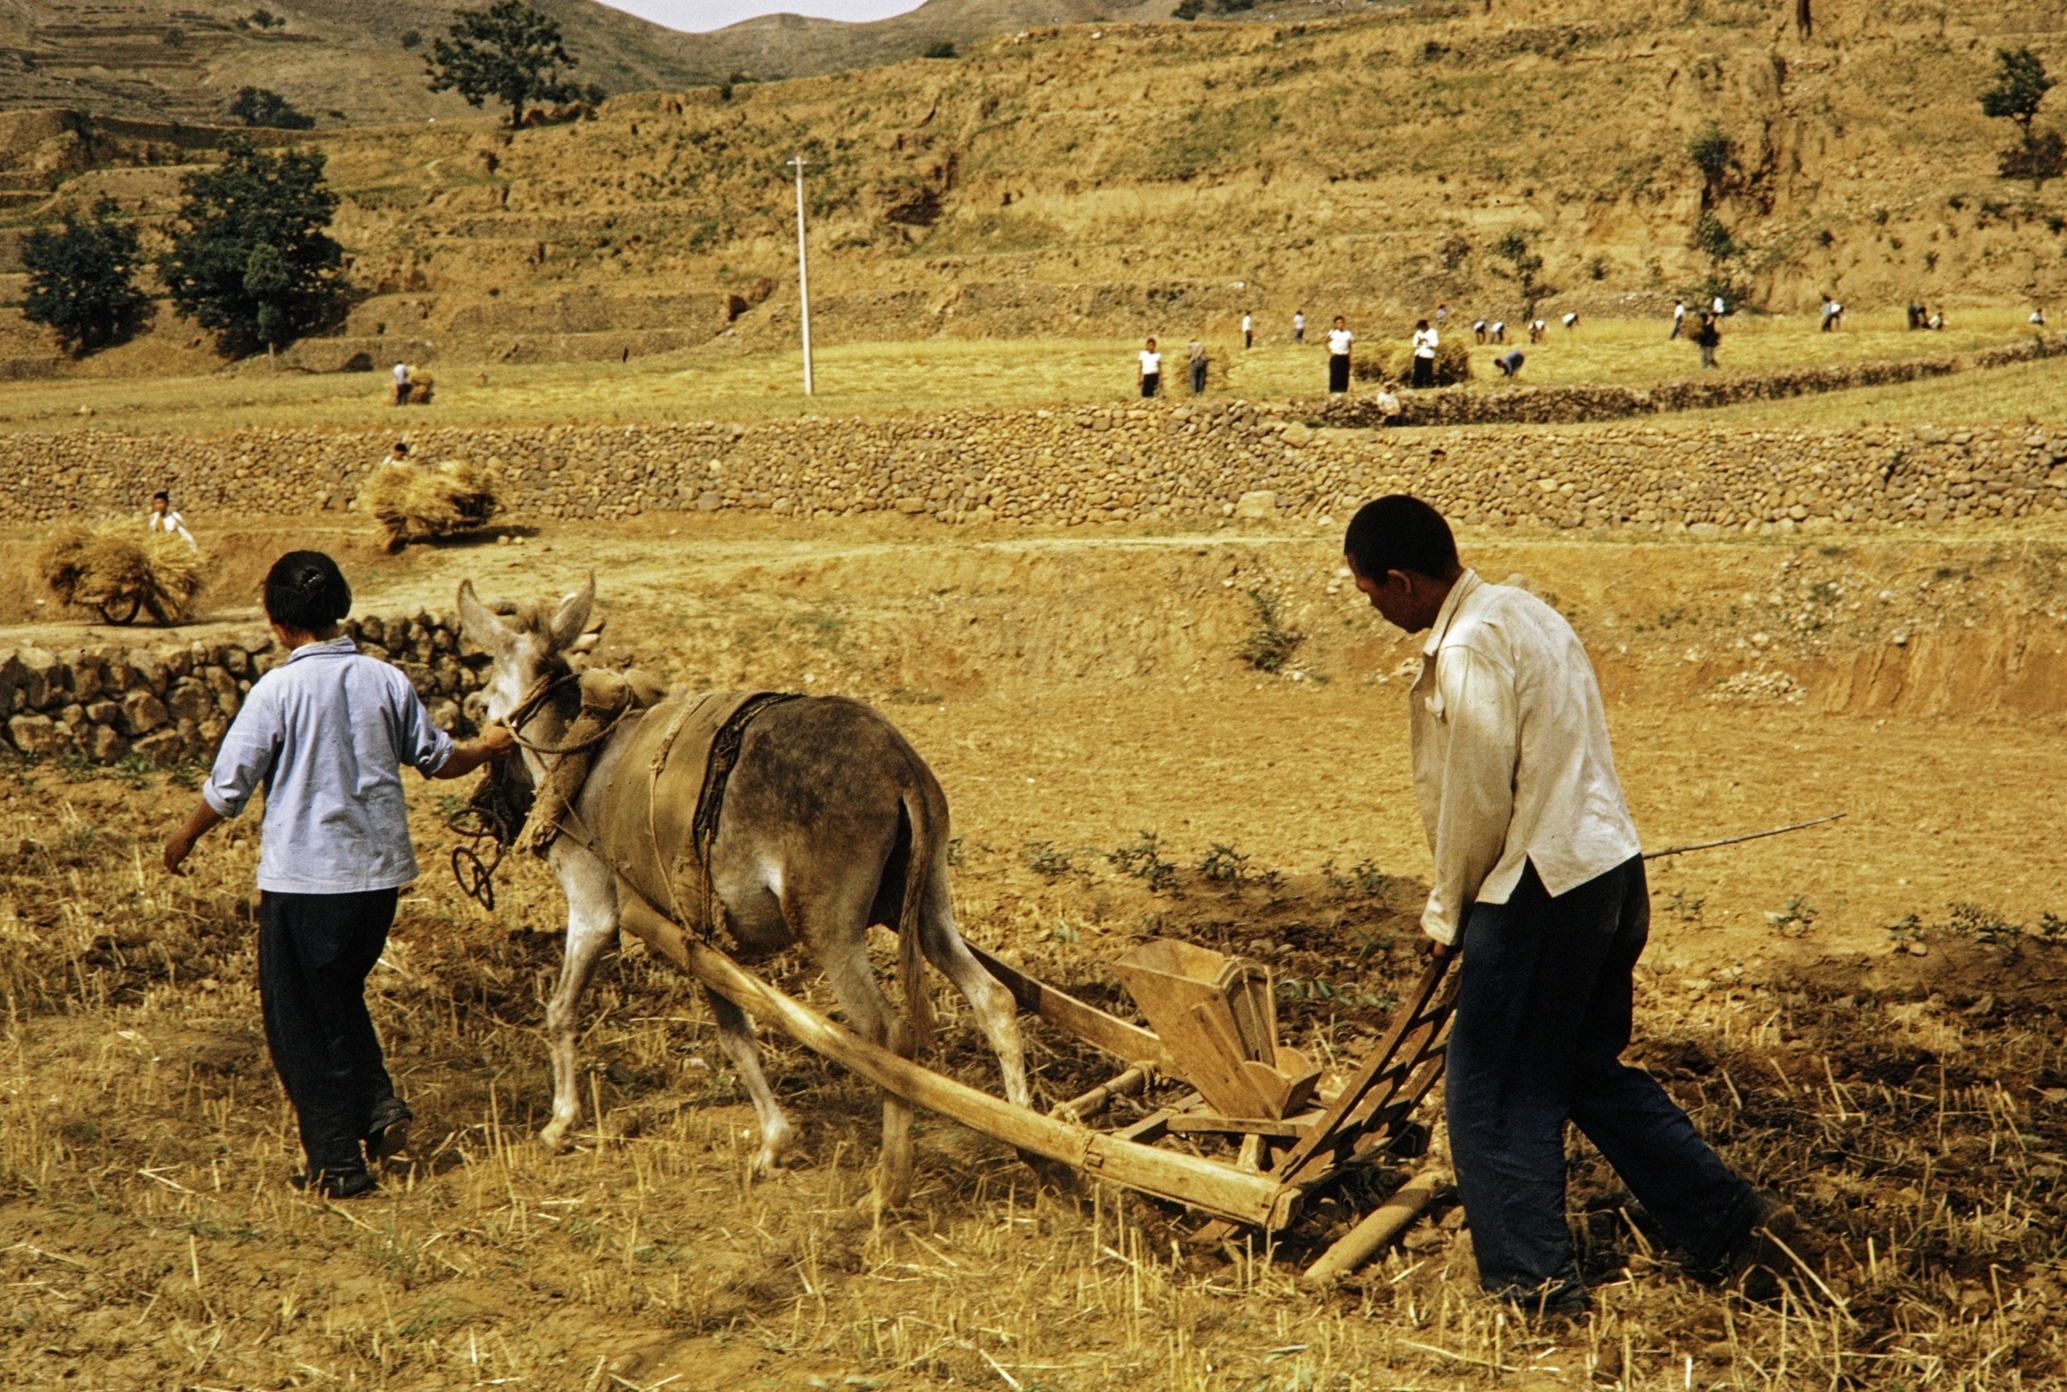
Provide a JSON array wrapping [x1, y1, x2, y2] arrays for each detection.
[[1326, 316, 1353, 393], [1292, 309, 1306, 345], [148, 490, 197, 548], [1409, 319, 1439, 389], [1342, 495, 1787, 1317], [1137, 338, 1162, 398], [1242, 312, 1254, 349], [392, 361, 411, 407]]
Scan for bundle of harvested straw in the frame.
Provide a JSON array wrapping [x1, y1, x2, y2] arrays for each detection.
[[363, 458, 501, 552], [39, 524, 211, 625]]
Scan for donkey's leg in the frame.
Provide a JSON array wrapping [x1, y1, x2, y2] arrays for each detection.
[[817, 930, 913, 1208], [539, 852, 619, 1153], [918, 870, 1029, 1109], [703, 985, 797, 1175]]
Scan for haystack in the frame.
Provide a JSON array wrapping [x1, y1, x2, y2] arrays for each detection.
[[364, 458, 502, 552], [39, 524, 211, 625]]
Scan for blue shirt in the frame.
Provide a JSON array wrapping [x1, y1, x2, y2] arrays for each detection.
[[203, 636, 454, 895]]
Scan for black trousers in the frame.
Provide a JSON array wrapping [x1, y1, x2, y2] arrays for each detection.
[[1140, 372, 1159, 398], [1445, 858, 1755, 1303], [1411, 356, 1435, 389], [1328, 354, 1350, 393], [258, 889, 401, 1176], [1190, 359, 1207, 394]]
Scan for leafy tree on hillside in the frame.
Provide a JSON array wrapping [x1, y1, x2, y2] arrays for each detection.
[[426, 1, 588, 128], [157, 136, 344, 356], [226, 86, 315, 129], [1487, 230, 1547, 313], [923, 40, 956, 59], [21, 197, 152, 356], [1687, 122, 1733, 206], [1690, 211, 1748, 310], [1982, 47, 2062, 187]]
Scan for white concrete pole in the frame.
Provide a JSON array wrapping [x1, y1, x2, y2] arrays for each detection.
[[788, 154, 813, 395]]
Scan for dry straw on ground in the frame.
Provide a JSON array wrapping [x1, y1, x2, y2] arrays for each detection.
[[36, 523, 209, 624], [362, 458, 503, 552]]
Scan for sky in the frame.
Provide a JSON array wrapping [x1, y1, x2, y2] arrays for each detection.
[[601, 0, 927, 31]]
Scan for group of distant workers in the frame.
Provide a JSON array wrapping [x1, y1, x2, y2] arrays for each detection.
[[1134, 292, 2052, 403]]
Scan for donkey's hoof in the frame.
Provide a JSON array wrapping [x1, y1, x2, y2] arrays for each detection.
[[749, 1117, 798, 1178], [538, 1122, 577, 1154]]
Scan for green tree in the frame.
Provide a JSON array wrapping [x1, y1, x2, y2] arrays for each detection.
[[426, 0, 586, 128], [21, 197, 152, 356], [226, 86, 315, 129], [922, 40, 956, 58], [1982, 47, 2061, 187], [1687, 122, 1733, 204], [1983, 46, 2054, 137], [157, 136, 343, 356], [1488, 229, 1546, 311], [1690, 211, 1747, 309]]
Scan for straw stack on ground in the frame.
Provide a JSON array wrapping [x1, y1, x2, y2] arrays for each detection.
[[38, 524, 210, 625], [362, 458, 501, 551]]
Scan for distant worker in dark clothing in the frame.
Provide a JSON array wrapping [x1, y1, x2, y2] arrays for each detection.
[[1696, 312, 1721, 370], [1187, 337, 1208, 395], [1327, 316, 1353, 393], [1497, 350, 1525, 378], [1138, 338, 1162, 398]]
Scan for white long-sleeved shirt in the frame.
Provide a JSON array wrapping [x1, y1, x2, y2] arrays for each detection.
[[1408, 570, 1640, 944], [1412, 327, 1438, 359]]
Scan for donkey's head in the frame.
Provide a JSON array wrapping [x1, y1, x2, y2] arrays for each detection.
[[456, 574, 600, 728]]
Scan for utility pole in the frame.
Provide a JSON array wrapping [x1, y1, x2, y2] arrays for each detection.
[[788, 153, 813, 395]]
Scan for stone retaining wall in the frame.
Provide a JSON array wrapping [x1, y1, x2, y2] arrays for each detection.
[[0, 610, 483, 766], [1326, 334, 2067, 428], [8, 404, 2067, 536]]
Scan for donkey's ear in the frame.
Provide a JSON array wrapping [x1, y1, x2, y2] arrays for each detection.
[[456, 580, 512, 656], [548, 573, 597, 652]]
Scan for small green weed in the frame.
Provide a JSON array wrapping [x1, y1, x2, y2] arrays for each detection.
[[1021, 841, 1075, 878], [1109, 831, 1178, 892], [1765, 897, 1819, 937], [1238, 588, 1304, 673], [1669, 888, 1705, 923]]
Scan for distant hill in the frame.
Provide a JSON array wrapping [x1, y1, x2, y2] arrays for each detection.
[[0, 0, 2061, 380], [0, 0, 1175, 129]]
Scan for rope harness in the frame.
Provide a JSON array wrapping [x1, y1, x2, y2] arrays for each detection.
[[447, 665, 799, 947]]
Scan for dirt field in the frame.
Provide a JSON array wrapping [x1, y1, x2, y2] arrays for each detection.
[[5, 512, 2067, 1389]]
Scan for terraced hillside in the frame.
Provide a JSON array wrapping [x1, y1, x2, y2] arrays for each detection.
[[0, 0, 2062, 377]]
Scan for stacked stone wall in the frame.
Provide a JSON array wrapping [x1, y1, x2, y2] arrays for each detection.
[[7, 404, 2067, 536], [0, 611, 482, 766]]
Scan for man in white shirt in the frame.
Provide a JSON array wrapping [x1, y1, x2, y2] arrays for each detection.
[[1137, 338, 1161, 398], [1242, 312, 1254, 349], [1409, 319, 1438, 389], [1669, 299, 1687, 340], [1292, 310, 1306, 345], [1326, 316, 1352, 393], [1343, 495, 1783, 1316], [392, 361, 410, 407], [148, 490, 197, 548]]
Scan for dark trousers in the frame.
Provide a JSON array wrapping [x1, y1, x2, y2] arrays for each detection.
[[1328, 354, 1350, 393], [1140, 372, 1159, 398], [1190, 359, 1207, 394], [258, 889, 402, 1176], [1445, 857, 1755, 1304], [1411, 356, 1435, 389]]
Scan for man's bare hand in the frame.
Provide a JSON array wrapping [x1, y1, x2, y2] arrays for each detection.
[[164, 803, 225, 876], [477, 724, 517, 760], [1429, 940, 1454, 962]]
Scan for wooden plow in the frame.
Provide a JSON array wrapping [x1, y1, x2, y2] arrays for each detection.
[[615, 894, 1457, 1276]]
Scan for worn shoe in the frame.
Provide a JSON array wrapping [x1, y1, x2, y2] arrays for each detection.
[[1714, 1191, 1801, 1301], [365, 1098, 414, 1165], [291, 1167, 379, 1200]]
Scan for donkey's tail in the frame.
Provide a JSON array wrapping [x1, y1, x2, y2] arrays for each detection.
[[894, 781, 937, 1059]]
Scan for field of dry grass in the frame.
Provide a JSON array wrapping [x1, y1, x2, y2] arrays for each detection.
[[0, 309, 2050, 437], [4, 519, 2067, 1388]]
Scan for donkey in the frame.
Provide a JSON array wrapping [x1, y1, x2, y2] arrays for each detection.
[[456, 577, 1029, 1204]]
